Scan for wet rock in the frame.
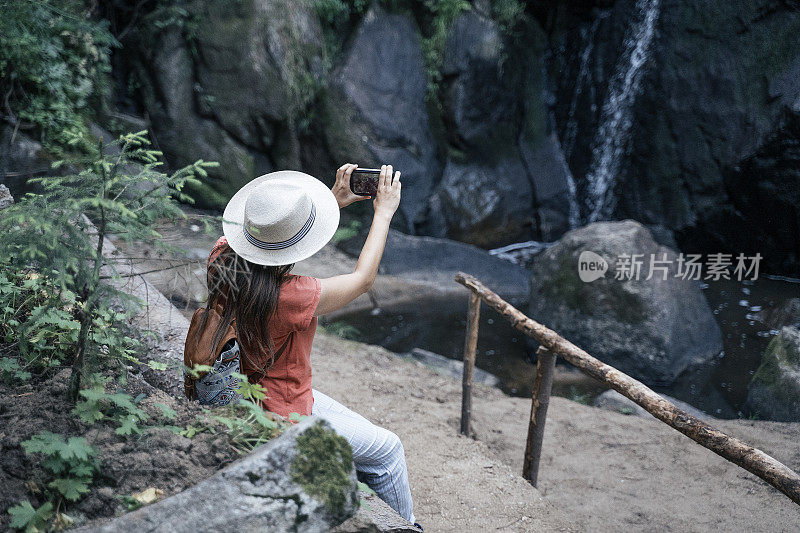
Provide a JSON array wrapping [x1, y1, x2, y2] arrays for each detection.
[[402, 348, 500, 388], [593, 389, 712, 421], [745, 326, 800, 422], [321, 5, 439, 231], [337, 228, 530, 302], [755, 298, 800, 330], [0, 126, 51, 197], [78, 417, 359, 533], [528, 220, 723, 385]]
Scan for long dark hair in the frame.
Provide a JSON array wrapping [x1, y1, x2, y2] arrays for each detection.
[[202, 242, 293, 375]]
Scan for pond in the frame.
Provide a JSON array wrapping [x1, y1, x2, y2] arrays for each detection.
[[326, 276, 800, 419]]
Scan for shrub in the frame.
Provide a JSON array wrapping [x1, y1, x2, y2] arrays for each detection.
[[0, 0, 116, 153], [0, 130, 216, 401]]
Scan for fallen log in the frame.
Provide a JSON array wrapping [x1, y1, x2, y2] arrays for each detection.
[[454, 272, 800, 506]]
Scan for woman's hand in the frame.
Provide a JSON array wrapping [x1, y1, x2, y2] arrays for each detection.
[[331, 163, 370, 209], [373, 164, 401, 221]]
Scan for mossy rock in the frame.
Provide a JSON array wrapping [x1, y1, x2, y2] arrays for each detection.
[[746, 327, 800, 421], [528, 220, 722, 386], [291, 422, 356, 521]]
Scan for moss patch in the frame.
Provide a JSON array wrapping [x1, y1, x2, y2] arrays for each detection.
[[543, 253, 647, 324], [752, 328, 800, 393], [291, 423, 354, 519]]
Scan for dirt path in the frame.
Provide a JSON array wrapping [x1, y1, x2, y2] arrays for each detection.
[[310, 334, 574, 532], [310, 333, 800, 532]]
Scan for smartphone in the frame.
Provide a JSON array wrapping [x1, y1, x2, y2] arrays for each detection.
[[349, 168, 381, 196]]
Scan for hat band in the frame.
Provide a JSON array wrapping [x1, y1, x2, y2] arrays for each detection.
[[243, 203, 316, 250]]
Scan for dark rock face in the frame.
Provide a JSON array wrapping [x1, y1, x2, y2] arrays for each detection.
[[322, 6, 439, 231], [746, 326, 800, 422], [432, 159, 534, 247], [528, 220, 723, 385], [420, 10, 572, 245], [129, 0, 325, 208], [77, 417, 359, 533], [549, 0, 800, 272]]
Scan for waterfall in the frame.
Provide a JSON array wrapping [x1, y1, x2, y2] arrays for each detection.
[[585, 0, 661, 223], [562, 19, 600, 163]]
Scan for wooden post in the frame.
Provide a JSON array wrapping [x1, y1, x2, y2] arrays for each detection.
[[460, 292, 481, 436], [523, 347, 557, 486], [454, 272, 800, 506]]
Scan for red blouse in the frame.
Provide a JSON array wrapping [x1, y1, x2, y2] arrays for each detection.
[[208, 237, 320, 417]]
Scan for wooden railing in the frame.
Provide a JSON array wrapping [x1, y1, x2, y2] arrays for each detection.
[[454, 272, 800, 506]]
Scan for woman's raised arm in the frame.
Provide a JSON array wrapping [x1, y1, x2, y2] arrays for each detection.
[[315, 164, 401, 316]]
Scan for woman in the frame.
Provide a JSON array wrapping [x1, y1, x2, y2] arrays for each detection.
[[202, 163, 416, 524]]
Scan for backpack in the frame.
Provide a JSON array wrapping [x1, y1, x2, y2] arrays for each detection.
[[183, 304, 239, 405], [183, 304, 290, 406]]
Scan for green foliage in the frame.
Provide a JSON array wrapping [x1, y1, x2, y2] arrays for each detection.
[[321, 321, 363, 341], [74, 383, 150, 436], [332, 219, 363, 244], [21, 431, 99, 502], [491, 0, 526, 34], [0, 130, 216, 399], [312, 0, 370, 25], [0, 0, 116, 153], [7, 501, 53, 533], [420, 0, 472, 101], [0, 269, 80, 373], [291, 423, 354, 517]]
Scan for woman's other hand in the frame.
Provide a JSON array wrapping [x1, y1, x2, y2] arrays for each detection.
[[331, 163, 369, 209], [373, 164, 401, 221]]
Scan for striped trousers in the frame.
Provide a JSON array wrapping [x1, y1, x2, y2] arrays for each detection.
[[311, 389, 415, 523]]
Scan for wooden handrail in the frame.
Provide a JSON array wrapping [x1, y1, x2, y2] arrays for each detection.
[[455, 271, 800, 506]]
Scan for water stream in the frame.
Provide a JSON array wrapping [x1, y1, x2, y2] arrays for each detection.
[[331, 276, 799, 419], [585, 0, 661, 223]]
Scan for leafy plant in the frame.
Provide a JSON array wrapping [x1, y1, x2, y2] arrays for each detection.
[[0, 0, 116, 153], [74, 384, 149, 436], [0, 130, 216, 402], [420, 0, 472, 100], [7, 501, 53, 533], [321, 321, 363, 341], [20, 432, 99, 502]]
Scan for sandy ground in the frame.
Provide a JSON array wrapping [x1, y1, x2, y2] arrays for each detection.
[[310, 333, 800, 532]]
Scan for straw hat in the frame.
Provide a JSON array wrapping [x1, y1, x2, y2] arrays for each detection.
[[222, 171, 340, 266]]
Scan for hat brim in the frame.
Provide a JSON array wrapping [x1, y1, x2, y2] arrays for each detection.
[[222, 171, 340, 266]]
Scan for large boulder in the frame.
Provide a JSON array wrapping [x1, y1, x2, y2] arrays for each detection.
[[429, 158, 534, 247], [79, 417, 359, 532], [191, 0, 326, 154], [745, 327, 800, 422], [419, 10, 571, 245], [337, 228, 530, 303], [321, 6, 439, 231], [528, 220, 722, 385], [129, 0, 325, 208]]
